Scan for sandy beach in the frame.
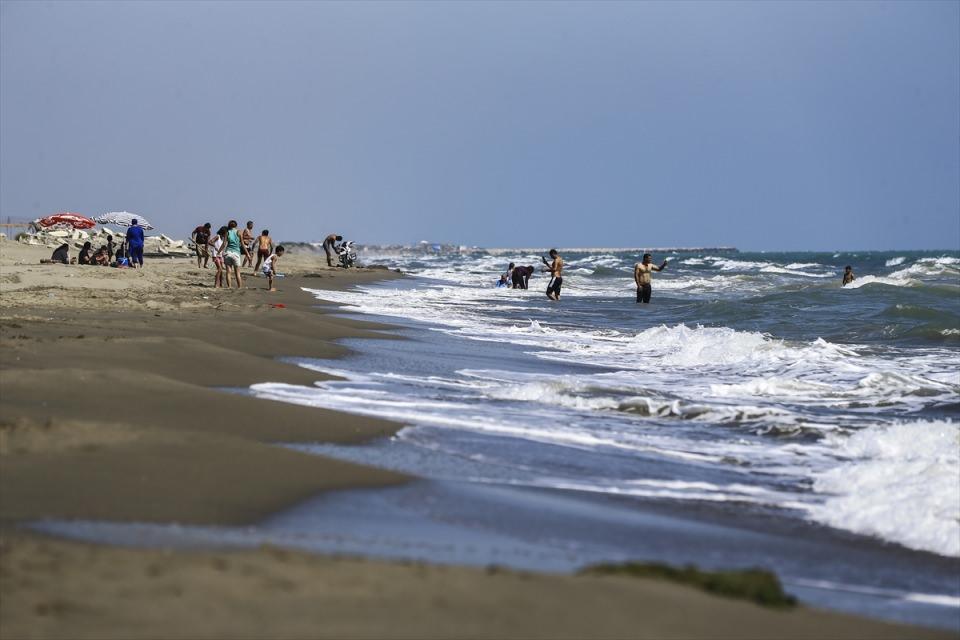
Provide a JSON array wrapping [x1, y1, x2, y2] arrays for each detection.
[[0, 239, 951, 640]]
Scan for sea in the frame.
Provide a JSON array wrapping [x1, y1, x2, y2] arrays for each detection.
[[37, 249, 960, 629]]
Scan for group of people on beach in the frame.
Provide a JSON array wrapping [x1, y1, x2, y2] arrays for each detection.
[[501, 250, 668, 303], [191, 220, 284, 291], [41, 219, 147, 269]]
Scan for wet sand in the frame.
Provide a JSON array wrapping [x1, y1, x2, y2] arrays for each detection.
[[0, 239, 950, 639]]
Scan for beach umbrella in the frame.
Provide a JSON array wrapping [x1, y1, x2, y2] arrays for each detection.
[[35, 212, 96, 230], [94, 211, 155, 230]]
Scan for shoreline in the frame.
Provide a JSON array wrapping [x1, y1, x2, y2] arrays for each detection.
[[1, 241, 410, 527], [0, 240, 953, 639]]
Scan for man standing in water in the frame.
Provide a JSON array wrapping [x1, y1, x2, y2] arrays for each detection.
[[634, 253, 668, 303], [542, 249, 563, 300], [842, 265, 856, 285]]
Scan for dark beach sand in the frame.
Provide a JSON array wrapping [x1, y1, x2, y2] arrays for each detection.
[[0, 241, 951, 639]]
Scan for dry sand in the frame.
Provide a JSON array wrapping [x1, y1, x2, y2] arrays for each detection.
[[0, 239, 950, 639]]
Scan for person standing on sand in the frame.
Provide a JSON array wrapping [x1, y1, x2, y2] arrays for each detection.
[[323, 234, 342, 267], [634, 253, 668, 304], [125, 219, 145, 269], [261, 245, 284, 291], [192, 223, 211, 269], [842, 265, 855, 286], [254, 230, 273, 273], [241, 220, 255, 268], [210, 226, 227, 288], [106, 235, 115, 262], [223, 220, 244, 289], [541, 249, 563, 300]]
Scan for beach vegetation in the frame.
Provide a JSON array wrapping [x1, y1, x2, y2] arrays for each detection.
[[579, 562, 797, 608]]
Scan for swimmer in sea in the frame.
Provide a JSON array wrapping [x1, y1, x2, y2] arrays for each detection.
[[542, 249, 563, 301], [634, 253, 668, 304], [842, 265, 855, 286]]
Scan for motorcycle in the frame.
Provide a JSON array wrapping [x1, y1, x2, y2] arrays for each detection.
[[336, 240, 357, 268]]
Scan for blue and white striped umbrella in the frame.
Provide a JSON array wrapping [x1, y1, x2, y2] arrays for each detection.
[[94, 211, 155, 230]]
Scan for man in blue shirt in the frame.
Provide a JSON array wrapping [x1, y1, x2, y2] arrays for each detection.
[[126, 219, 145, 269]]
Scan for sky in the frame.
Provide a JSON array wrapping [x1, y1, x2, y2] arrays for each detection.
[[1, 1, 958, 250]]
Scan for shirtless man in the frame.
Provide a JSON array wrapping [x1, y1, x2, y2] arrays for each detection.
[[254, 229, 273, 273], [241, 220, 255, 267], [541, 249, 563, 300], [191, 223, 211, 268], [634, 253, 668, 304], [512, 265, 534, 289], [323, 234, 342, 267], [842, 265, 855, 286]]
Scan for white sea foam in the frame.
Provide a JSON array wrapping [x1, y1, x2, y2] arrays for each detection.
[[885, 256, 906, 267], [918, 256, 960, 266], [787, 578, 960, 608], [295, 252, 960, 559], [844, 275, 912, 289], [811, 420, 960, 557], [844, 258, 960, 288], [760, 265, 833, 278]]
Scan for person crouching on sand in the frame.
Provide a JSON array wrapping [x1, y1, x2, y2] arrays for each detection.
[[78, 241, 93, 265], [634, 253, 668, 304], [41, 243, 70, 264], [262, 245, 285, 291]]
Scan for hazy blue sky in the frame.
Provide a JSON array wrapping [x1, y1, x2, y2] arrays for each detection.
[[2, 1, 957, 249]]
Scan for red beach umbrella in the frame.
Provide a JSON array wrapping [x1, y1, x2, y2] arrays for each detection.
[[36, 212, 97, 230]]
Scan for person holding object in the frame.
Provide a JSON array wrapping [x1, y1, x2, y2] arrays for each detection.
[[542, 249, 563, 301], [634, 253, 667, 304], [322, 234, 342, 267]]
